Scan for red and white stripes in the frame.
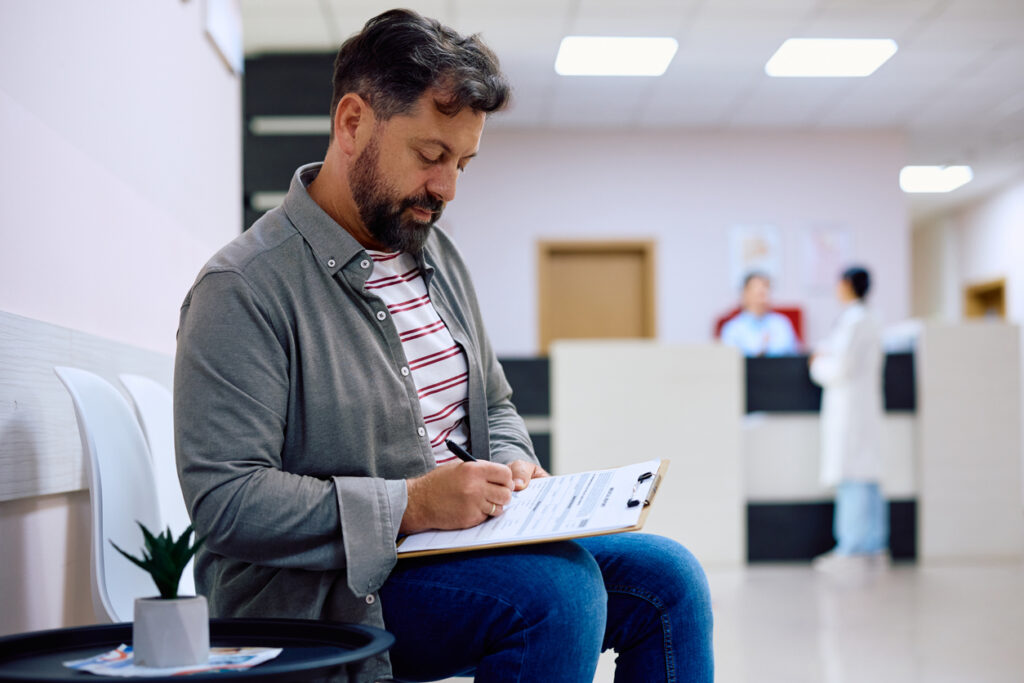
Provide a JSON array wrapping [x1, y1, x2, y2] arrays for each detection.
[[366, 250, 469, 464]]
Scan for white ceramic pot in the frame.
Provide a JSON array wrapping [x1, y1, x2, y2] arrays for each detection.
[[132, 595, 209, 668]]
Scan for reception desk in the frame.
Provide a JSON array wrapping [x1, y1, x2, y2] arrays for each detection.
[[741, 354, 917, 562], [502, 323, 1023, 567]]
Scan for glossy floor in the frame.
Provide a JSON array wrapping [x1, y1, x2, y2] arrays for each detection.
[[438, 561, 1024, 682], [603, 562, 1024, 683]]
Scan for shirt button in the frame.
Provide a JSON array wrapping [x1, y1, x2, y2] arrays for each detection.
[[376, 311, 387, 321], [365, 594, 376, 605], [360, 259, 371, 269], [417, 427, 426, 437], [401, 367, 410, 376], [327, 258, 336, 268]]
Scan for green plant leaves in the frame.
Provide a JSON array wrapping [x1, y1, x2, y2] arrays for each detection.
[[110, 522, 206, 599]]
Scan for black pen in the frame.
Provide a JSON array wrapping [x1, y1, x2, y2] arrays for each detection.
[[445, 439, 477, 462]]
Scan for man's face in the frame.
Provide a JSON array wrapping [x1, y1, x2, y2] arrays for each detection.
[[742, 276, 771, 316], [350, 90, 485, 253]]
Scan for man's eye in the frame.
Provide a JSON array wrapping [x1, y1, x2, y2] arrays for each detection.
[[419, 152, 440, 164]]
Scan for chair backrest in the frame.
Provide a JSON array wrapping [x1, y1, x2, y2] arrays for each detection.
[[54, 366, 162, 623], [118, 373, 195, 596]]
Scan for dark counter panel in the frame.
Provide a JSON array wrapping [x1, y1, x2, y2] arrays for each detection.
[[746, 500, 916, 562], [882, 352, 916, 411], [499, 357, 550, 416], [745, 356, 821, 412], [529, 432, 551, 473], [745, 352, 915, 413]]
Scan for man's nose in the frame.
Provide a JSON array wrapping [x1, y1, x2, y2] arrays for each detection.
[[426, 164, 459, 204]]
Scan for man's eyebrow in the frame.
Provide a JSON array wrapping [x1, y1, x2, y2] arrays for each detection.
[[416, 138, 478, 159]]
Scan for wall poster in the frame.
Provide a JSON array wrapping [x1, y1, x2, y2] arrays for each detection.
[[802, 225, 852, 291], [729, 224, 782, 291]]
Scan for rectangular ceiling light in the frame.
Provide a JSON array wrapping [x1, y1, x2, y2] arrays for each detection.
[[899, 166, 974, 193], [765, 38, 897, 77], [555, 36, 679, 76]]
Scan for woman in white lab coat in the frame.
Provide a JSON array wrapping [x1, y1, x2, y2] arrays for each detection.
[[809, 267, 888, 569]]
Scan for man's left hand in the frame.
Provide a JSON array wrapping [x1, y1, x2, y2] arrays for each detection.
[[508, 460, 548, 491]]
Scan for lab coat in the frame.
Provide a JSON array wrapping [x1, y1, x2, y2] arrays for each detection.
[[809, 302, 884, 487]]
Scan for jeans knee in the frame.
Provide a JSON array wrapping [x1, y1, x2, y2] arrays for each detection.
[[516, 542, 607, 642], [631, 535, 712, 624]]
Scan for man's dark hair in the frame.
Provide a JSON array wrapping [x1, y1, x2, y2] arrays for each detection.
[[329, 8, 510, 136], [842, 266, 871, 299], [743, 271, 771, 289]]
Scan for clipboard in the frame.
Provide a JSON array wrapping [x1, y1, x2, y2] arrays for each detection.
[[396, 459, 669, 558]]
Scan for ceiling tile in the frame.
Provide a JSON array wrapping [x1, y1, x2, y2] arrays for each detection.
[[238, 0, 1024, 217], [726, 78, 854, 127], [242, 0, 333, 53]]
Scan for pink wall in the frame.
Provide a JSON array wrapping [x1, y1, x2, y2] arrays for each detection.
[[0, 0, 241, 636], [0, 1, 241, 355], [445, 128, 911, 355]]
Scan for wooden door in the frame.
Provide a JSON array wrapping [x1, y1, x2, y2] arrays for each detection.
[[537, 241, 656, 353], [964, 278, 1006, 319]]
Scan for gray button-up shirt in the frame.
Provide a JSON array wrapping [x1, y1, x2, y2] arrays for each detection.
[[174, 163, 536, 679]]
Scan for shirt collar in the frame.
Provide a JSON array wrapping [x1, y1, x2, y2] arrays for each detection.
[[281, 162, 440, 284], [282, 162, 366, 276]]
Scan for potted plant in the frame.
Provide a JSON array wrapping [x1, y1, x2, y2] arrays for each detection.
[[111, 523, 208, 667]]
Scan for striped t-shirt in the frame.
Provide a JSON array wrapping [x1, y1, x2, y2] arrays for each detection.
[[366, 250, 470, 465]]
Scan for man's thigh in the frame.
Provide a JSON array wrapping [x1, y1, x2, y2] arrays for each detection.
[[575, 533, 714, 683], [379, 541, 607, 682]]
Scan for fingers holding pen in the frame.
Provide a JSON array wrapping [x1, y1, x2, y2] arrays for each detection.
[[400, 460, 514, 534]]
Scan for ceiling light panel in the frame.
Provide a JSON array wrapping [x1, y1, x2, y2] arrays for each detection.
[[555, 36, 679, 76], [899, 165, 974, 193], [765, 38, 898, 77]]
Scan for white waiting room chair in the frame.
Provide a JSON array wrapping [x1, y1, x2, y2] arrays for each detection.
[[54, 366, 163, 623], [119, 373, 195, 596]]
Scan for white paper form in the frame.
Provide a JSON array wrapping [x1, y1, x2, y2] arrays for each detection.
[[397, 459, 663, 556]]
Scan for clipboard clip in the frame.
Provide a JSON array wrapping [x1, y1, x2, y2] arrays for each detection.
[[627, 471, 655, 508]]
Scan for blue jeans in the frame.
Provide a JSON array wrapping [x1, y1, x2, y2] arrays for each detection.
[[834, 481, 889, 555], [379, 533, 713, 682]]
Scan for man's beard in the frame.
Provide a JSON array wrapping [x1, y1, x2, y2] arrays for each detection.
[[350, 134, 444, 254]]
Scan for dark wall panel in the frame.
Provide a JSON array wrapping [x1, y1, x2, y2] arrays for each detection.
[[244, 135, 328, 194], [244, 53, 336, 117], [244, 208, 266, 231]]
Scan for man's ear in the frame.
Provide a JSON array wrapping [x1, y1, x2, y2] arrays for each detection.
[[333, 93, 372, 157]]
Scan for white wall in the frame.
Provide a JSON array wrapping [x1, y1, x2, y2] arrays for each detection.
[[913, 177, 1024, 505], [0, 1, 240, 635], [952, 180, 1024, 503], [954, 181, 1024, 324], [445, 128, 910, 356], [0, 1, 240, 354], [911, 217, 960, 322]]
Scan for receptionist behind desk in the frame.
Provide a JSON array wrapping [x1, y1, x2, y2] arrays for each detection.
[[721, 272, 799, 356]]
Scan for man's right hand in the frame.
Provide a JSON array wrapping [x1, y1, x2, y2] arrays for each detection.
[[400, 461, 515, 534]]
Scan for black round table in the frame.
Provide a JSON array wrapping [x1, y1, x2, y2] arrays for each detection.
[[0, 618, 394, 682]]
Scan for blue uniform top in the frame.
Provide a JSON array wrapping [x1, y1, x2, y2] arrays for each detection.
[[720, 310, 799, 357]]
